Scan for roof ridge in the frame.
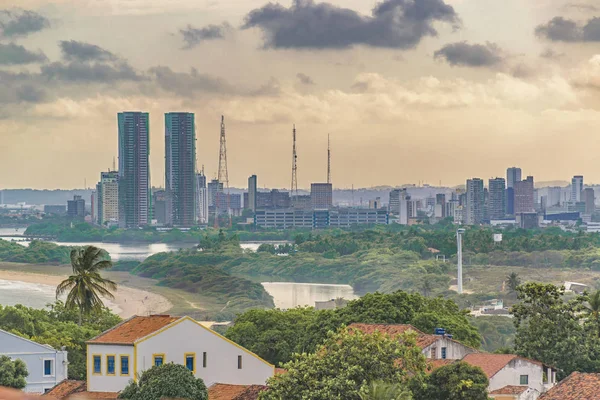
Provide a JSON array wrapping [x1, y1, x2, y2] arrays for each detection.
[[0, 328, 61, 352], [132, 316, 185, 344], [86, 315, 138, 343]]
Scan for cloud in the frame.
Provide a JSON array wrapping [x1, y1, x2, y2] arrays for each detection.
[[0, 43, 47, 65], [536, 16, 600, 42], [59, 40, 118, 62], [242, 0, 459, 49], [149, 66, 232, 96], [434, 41, 503, 67], [0, 70, 47, 105], [296, 72, 314, 85], [571, 54, 600, 90], [0, 9, 50, 37], [41, 61, 144, 83], [179, 23, 230, 49], [562, 3, 598, 12], [540, 48, 565, 60]]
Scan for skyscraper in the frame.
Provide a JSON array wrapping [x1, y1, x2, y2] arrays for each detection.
[[196, 172, 208, 224], [571, 175, 584, 203], [488, 177, 506, 220], [311, 183, 333, 210], [97, 170, 119, 225], [248, 175, 257, 212], [465, 178, 484, 225], [165, 112, 196, 227], [118, 112, 151, 228], [514, 176, 535, 214], [506, 167, 522, 215], [67, 195, 85, 218], [583, 187, 595, 215]]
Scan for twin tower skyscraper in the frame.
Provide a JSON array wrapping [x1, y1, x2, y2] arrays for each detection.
[[117, 111, 196, 228]]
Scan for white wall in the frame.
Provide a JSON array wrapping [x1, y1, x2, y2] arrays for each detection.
[[87, 344, 134, 393], [422, 337, 476, 360], [490, 359, 544, 395]]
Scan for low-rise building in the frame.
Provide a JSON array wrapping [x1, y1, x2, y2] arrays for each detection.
[[538, 371, 600, 400]]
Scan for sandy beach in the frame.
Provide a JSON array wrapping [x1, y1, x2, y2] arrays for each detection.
[[0, 270, 172, 318]]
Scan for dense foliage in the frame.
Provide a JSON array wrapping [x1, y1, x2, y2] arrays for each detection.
[[470, 316, 516, 352], [0, 240, 71, 264], [260, 328, 426, 400], [0, 301, 121, 380], [0, 355, 28, 389], [413, 362, 489, 400], [119, 363, 208, 400], [226, 291, 481, 366]]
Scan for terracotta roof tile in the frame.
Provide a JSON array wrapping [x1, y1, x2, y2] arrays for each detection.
[[348, 323, 441, 349], [462, 354, 519, 378], [42, 380, 86, 398], [490, 385, 529, 395], [539, 372, 600, 400], [427, 358, 456, 373], [209, 384, 267, 400], [69, 392, 119, 399], [87, 315, 181, 345]]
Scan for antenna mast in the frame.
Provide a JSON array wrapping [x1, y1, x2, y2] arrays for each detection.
[[327, 134, 331, 184], [291, 125, 298, 203], [215, 115, 231, 228]]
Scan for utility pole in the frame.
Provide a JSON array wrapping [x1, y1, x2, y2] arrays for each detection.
[[216, 115, 231, 228], [291, 125, 298, 204], [457, 228, 465, 294], [327, 134, 331, 184]]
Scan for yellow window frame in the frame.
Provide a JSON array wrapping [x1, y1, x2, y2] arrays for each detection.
[[92, 354, 102, 376], [106, 354, 116, 376], [184, 352, 196, 374], [152, 353, 166, 367], [120, 354, 130, 376]]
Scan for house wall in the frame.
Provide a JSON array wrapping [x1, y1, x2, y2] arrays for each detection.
[[422, 337, 476, 360], [136, 318, 274, 387], [490, 359, 544, 396], [0, 331, 68, 393], [87, 344, 134, 393]]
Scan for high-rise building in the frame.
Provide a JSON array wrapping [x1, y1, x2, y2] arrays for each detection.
[[97, 171, 119, 225], [311, 183, 333, 209], [91, 190, 98, 224], [196, 173, 208, 224], [506, 167, 522, 215], [165, 112, 196, 227], [583, 187, 595, 215], [389, 189, 401, 214], [118, 112, 151, 228], [435, 193, 446, 218], [514, 176, 535, 214], [488, 177, 506, 220], [465, 178, 484, 225], [248, 175, 257, 212], [207, 179, 224, 209], [153, 190, 167, 225], [571, 175, 584, 203], [67, 195, 85, 218]]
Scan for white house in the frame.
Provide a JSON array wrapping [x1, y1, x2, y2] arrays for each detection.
[[0, 329, 68, 393], [86, 315, 274, 393]]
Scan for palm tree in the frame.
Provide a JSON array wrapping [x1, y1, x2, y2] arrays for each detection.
[[56, 246, 117, 325], [359, 381, 412, 400], [505, 272, 521, 294], [585, 290, 600, 337]]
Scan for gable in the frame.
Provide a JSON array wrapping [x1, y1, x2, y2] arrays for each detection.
[[0, 330, 56, 354]]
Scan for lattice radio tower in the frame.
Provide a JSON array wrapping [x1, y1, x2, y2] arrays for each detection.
[[215, 115, 231, 228], [327, 134, 331, 184], [291, 125, 298, 203]]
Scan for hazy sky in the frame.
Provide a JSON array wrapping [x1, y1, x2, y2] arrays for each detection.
[[1, 0, 600, 189]]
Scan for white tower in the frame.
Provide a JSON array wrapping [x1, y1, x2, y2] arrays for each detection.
[[456, 228, 465, 294]]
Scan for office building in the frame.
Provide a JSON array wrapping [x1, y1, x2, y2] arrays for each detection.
[[165, 112, 196, 227], [583, 188, 595, 215], [96, 171, 119, 226], [254, 208, 388, 229], [514, 176, 535, 214], [215, 192, 242, 216], [506, 167, 522, 215], [67, 195, 85, 218], [207, 179, 223, 209], [293, 195, 312, 210], [43, 205, 66, 216], [435, 194, 446, 218], [196, 173, 208, 224], [118, 112, 151, 228], [248, 175, 257, 212], [256, 190, 291, 209], [389, 189, 401, 214], [488, 178, 506, 220], [465, 178, 484, 225], [153, 190, 167, 225], [571, 176, 584, 203], [311, 183, 333, 210]]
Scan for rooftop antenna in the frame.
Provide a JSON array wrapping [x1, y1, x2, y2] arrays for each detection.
[[327, 134, 331, 185], [291, 124, 298, 203]]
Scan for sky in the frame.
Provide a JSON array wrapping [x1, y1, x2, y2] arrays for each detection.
[[0, 0, 600, 189]]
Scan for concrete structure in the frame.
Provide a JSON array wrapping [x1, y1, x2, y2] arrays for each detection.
[[311, 183, 333, 209], [96, 171, 119, 226], [466, 178, 484, 225], [215, 192, 242, 216], [43, 205, 67, 216], [292, 194, 312, 210], [517, 212, 539, 229], [153, 190, 167, 225], [86, 315, 274, 393], [435, 193, 446, 218], [196, 173, 208, 224], [514, 176, 535, 214], [118, 112, 151, 228], [67, 195, 85, 218], [506, 167, 522, 215], [583, 187, 595, 215], [165, 112, 196, 227], [256, 190, 291, 209], [254, 208, 388, 229], [0, 329, 68, 393], [207, 179, 223, 208], [368, 197, 381, 209], [248, 175, 257, 212], [571, 175, 584, 203], [489, 178, 506, 220]]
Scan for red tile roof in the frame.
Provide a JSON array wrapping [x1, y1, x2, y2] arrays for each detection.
[[87, 315, 181, 345], [490, 385, 529, 395], [208, 384, 267, 400], [348, 323, 439, 349], [42, 380, 119, 400], [539, 372, 600, 400], [427, 358, 456, 373], [462, 354, 542, 379]]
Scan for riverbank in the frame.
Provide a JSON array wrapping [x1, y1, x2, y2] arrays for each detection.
[[0, 266, 172, 318]]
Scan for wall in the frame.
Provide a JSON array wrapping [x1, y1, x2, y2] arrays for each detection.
[[86, 344, 134, 393], [490, 359, 544, 396], [0, 331, 68, 393], [422, 337, 476, 360]]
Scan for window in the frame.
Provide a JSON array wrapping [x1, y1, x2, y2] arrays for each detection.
[[185, 353, 195, 373], [153, 354, 165, 367], [441, 347, 447, 360], [120, 356, 130, 376], [520, 375, 529, 385], [107, 355, 116, 375], [203, 352, 207, 368], [43, 359, 53, 377], [237, 355, 243, 370], [93, 355, 102, 375]]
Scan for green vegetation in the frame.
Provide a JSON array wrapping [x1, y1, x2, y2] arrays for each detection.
[[0, 301, 121, 380], [119, 363, 208, 400], [0, 240, 71, 264], [0, 355, 28, 389], [469, 317, 516, 352], [56, 246, 117, 325], [359, 381, 413, 400], [260, 328, 426, 400], [226, 291, 481, 366], [413, 362, 489, 400]]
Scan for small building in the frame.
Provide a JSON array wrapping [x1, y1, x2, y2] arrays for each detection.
[[538, 371, 600, 400], [0, 329, 68, 393], [208, 383, 267, 400], [489, 385, 538, 400]]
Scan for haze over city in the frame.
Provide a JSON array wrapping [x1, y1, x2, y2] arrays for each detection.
[[1, 0, 600, 189]]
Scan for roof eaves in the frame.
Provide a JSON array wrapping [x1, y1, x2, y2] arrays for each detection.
[[132, 316, 185, 345], [85, 315, 137, 344]]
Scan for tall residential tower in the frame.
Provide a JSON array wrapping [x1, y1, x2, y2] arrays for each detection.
[[506, 167, 521, 216], [465, 178, 484, 225], [488, 177, 506, 220]]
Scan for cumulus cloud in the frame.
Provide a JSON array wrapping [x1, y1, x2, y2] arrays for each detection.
[[59, 40, 118, 62], [41, 61, 144, 83], [296, 72, 314, 85], [0, 43, 47, 65], [149, 66, 232, 96], [540, 48, 565, 60], [434, 41, 503, 67], [179, 23, 230, 49], [0, 9, 50, 37], [242, 0, 459, 49], [571, 54, 600, 90], [0, 70, 47, 105], [536, 16, 600, 42]]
